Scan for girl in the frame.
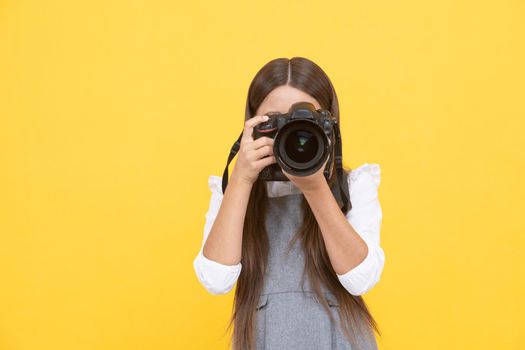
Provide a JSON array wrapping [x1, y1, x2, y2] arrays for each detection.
[[193, 57, 385, 350]]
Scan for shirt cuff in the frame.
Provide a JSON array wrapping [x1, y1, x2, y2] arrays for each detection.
[[336, 242, 384, 296], [193, 249, 242, 295]]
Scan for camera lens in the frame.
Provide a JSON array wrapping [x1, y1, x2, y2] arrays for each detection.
[[284, 130, 319, 163], [274, 120, 328, 176]]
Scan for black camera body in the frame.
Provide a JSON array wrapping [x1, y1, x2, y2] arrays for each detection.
[[253, 101, 337, 181], [220, 100, 351, 213]]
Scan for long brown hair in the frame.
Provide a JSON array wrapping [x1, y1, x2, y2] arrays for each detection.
[[224, 57, 381, 350]]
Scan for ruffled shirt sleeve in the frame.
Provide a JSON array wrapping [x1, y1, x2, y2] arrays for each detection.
[[192, 175, 242, 295], [336, 163, 385, 296]]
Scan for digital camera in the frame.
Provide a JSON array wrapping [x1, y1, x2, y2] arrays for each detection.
[[253, 101, 337, 181], [220, 100, 351, 212]]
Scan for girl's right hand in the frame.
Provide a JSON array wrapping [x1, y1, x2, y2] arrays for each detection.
[[231, 115, 277, 186]]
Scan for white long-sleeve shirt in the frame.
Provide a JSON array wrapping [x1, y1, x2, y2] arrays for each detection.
[[193, 163, 385, 296]]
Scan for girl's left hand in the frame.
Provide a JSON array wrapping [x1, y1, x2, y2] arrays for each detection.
[[282, 157, 330, 194]]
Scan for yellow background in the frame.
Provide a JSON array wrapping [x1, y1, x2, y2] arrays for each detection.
[[1, 0, 524, 349]]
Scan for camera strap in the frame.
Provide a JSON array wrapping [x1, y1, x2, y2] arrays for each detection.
[[220, 124, 351, 213], [221, 130, 244, 194], [333, 121, 351, 213]]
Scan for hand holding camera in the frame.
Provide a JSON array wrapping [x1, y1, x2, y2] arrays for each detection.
[[281, 156, 330, 194], [230, 115, 278, 186]]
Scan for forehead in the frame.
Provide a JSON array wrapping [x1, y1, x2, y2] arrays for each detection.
[[256, 85, 321, 115]]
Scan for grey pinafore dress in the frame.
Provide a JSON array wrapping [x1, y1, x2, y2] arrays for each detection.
[[252, 192, 378, 350]]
